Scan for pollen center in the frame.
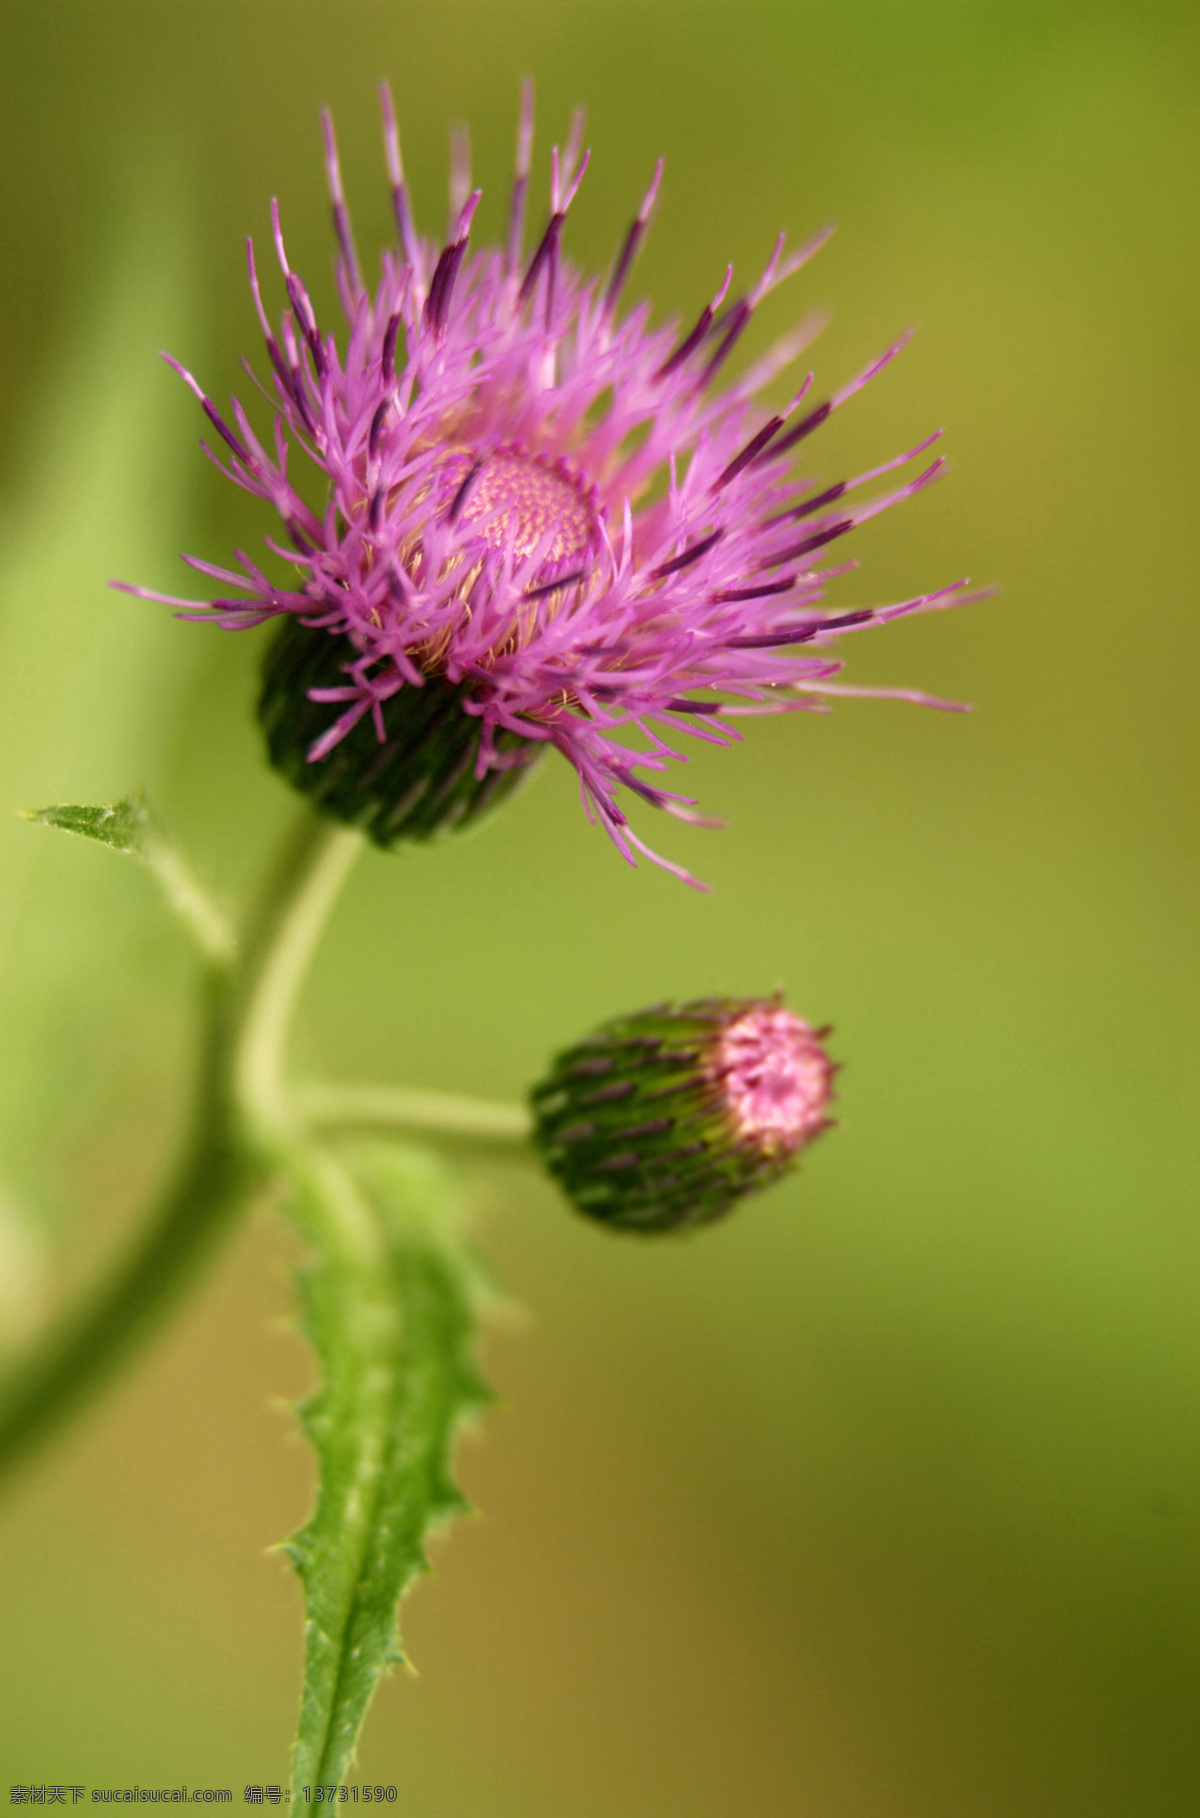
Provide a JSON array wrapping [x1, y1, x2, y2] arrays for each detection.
[[452, 445, 602, 573], [716, 1007, 833, 1153]]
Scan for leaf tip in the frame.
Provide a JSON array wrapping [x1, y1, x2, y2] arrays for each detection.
[[21, 796, 154, 856]]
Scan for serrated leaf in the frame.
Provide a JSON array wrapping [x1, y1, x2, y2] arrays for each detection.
[[284, 1139, 492, 1787], [24, 796, 155, 855]]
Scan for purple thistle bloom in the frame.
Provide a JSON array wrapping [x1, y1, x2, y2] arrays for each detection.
[[118, 83, 975, 886]]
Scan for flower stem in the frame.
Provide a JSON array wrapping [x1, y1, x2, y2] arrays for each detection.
[[298, 1082, 533, 1152], [234, 819, 364, 1145], [0, 807, 361, 1485]]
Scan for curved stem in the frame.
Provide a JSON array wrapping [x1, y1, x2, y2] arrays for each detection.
[[0, 972, 248, 1481], [233, 820, 383, 1273], [235, 821, 364, 1143], [299, 1082, 533, 1152], [0, 807, 361, 1486]]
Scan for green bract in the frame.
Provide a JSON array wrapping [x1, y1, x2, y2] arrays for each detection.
[[260, 616, 542, 847]]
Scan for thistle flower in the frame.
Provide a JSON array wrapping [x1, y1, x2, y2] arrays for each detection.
[[531, 996, 835, 1233], [119, 84, 973, 884]]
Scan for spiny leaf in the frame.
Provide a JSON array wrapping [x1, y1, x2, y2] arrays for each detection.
[[283, 1138, 492, 1788], [23, 796, 154, 855], [23, 797, 235, 966]]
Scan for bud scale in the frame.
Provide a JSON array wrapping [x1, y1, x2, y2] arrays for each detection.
[[259, 615, 541, 846]]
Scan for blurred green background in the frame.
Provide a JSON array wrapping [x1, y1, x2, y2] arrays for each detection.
[[0, 0, 1197, 1810]]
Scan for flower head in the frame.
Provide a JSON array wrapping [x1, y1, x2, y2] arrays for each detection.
[[120, 84, 973, 883], [531, 995, 836, 1233]]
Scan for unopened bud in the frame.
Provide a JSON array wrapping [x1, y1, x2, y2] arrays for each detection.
[[531, 996, 835, 1234]]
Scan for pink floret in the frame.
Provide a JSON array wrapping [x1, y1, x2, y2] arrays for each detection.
[[716, 1006, 834, 1153]]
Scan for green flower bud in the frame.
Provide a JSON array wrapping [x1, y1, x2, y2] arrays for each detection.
[[531, 997, 835, 1234]]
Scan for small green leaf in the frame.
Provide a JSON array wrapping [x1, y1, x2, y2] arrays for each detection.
[[23, 796, 154, 855], [23, 796, 236, 967], [284, 1138, 492, 1787]]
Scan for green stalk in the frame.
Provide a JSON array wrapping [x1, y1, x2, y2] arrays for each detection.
[[0, 808, 360, 1484], [298, 1081, 533, 1152], [232, 819, 385, 1278], [0, 797, 508, 1777]]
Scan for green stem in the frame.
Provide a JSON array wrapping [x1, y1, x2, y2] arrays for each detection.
[[235, 821, 364, 1145], [233, 822, 384, 1280], [0, 807, 361, 1485], [299, 1082, 533, 1152], [142, 829, 238, 969]]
